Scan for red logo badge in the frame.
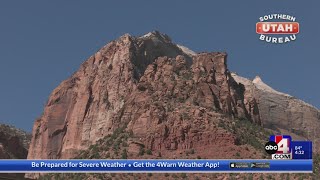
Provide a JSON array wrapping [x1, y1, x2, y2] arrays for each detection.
[[256, 22, 299, 34]]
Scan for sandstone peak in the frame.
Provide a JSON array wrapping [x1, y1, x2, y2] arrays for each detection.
[[118, 33, 132, 42], [140, 31, 197, 57], [252, 75, 290, 96], [140, 30, 172, 43], [252, 75, 262, 83]]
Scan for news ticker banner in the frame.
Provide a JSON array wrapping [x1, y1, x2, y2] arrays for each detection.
[[0, 159, 312, 173]]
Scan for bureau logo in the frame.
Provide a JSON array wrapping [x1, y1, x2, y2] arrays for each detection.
[[256, 14, 299, 44]]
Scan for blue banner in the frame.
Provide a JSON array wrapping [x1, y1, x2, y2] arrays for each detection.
[[0, 159, 312, 173], [291, 141, 312, 159]]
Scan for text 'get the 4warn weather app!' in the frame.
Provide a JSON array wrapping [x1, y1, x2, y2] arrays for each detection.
[[256, 14, 299, 44]]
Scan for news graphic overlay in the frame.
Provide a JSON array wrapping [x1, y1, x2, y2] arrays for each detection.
[[265, 135, 313, 160], [256, 14, 299, 43], [269, 135, 292, 159], [0, 136, 313, 173], [0, 159, 312, 173]]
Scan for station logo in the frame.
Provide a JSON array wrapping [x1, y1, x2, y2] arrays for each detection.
[[256, 14, 299, 44], [265, 135, 292, 160]]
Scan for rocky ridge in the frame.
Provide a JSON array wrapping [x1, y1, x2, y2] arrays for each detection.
[[232, 73, 320, 151]]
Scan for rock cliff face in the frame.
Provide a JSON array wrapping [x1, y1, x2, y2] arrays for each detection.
[[27, 31, 258, 163], [124, 54, 251, 152], [232, 73, 320, 151]]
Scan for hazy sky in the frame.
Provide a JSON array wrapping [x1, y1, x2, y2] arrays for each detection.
[[0, 1, 319, 131]]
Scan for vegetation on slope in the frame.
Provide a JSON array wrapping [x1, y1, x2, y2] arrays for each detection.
[[38, 118, 319, 180]]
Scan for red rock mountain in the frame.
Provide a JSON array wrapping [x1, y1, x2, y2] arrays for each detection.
[[27, 31, 319, 164], [27, 31, 259, 160]]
